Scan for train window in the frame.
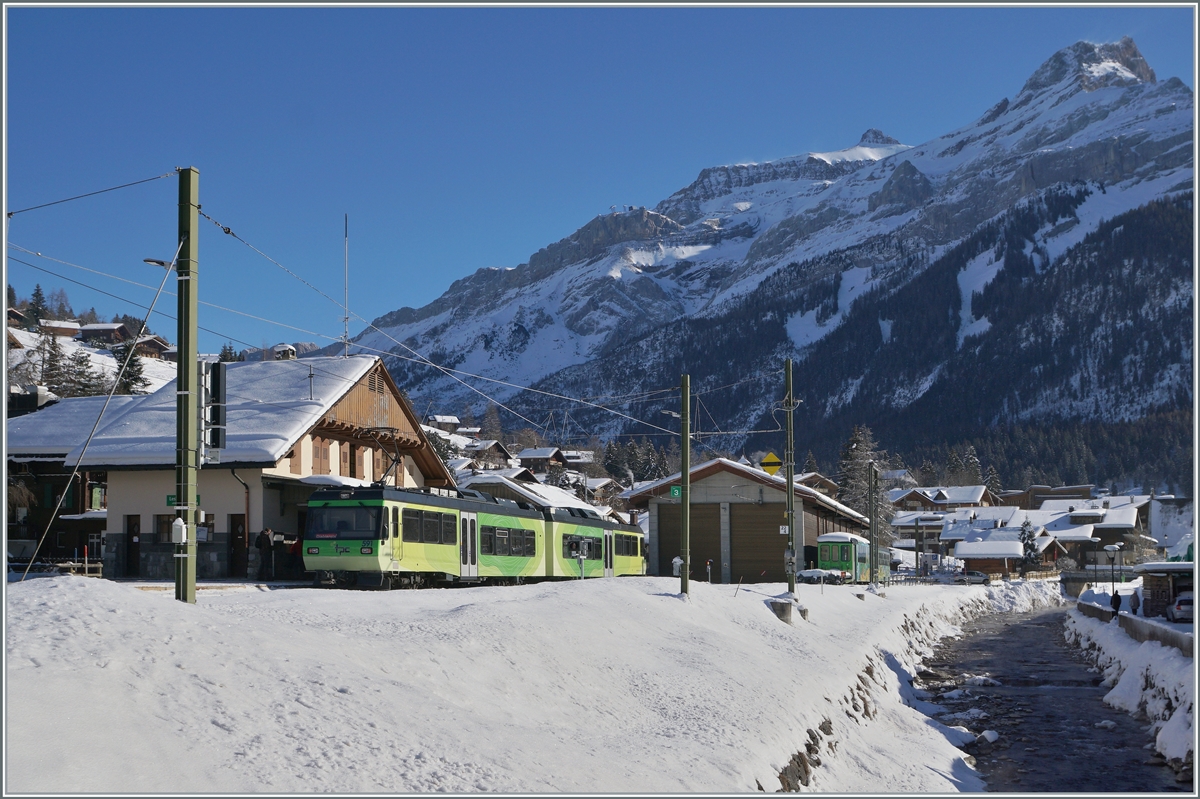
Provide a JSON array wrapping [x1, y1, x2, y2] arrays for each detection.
[[589, 538, 602, 560], [495, 528, 509, 557], [563, 536, 578, 559], [524, 531, 536, 557], [819, 544, 830, 562], [441, 514, 457, 545], [392, 507, 399, 542], [481, 526, 494, 555], [839, 544, 850, 563], [422, 512, 441, 544], [381, 510, 389, 541], [858, 551, 867, 563], [402, 509, 421, 542]]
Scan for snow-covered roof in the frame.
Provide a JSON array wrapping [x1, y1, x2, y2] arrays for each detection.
[[891, 486, 988, 505], [817, 532, 869, 545], [626, 457, 868, 524], [1039, 496, 1151, 512], [953, 540, 1025, 559], [7, 396, 145, 456], [456, 472, 595, 512], [518, 447, 563, 459], [39, 319, 80, 331], [889, 511, 946, 527], [66, 356, 378, 467], [428, 414, 460, 424]]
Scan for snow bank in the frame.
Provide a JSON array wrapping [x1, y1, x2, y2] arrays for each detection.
[[5, 575, 1063, 793], [1064, 608, 1194, 766]]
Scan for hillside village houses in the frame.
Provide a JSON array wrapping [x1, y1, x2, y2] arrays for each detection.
[[888, 481, 1184, 580], [7, 355, 452, 580]]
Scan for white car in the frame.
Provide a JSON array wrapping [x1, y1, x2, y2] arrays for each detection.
[[954, 571, 990, 585], [1165, 591, 1193, 623]]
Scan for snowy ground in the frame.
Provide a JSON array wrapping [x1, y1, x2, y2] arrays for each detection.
[[1067, 581, 1195, 769], [0, 575, 1127, 793]]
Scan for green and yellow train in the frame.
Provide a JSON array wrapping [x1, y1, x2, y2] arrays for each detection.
[[303, 485, 646, 589]]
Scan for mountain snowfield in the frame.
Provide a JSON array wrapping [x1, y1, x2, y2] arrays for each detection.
[[343, 37, 1191, 452]]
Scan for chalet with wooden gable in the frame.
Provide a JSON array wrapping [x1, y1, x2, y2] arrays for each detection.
[[427, 414, 461, 433], [463, 438, 513, 467], [8, 307, 26, 327], [132, 334, 171, 359], [624, 458, 868, 584], [39, 319, 81, 338], [76, 322, 131, 345], [953, 524, 1064, 576], [37, 355, 450, 581], [517, 447, 567, 472]]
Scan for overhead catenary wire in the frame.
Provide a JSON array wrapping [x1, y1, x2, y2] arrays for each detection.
[[188, 209, 684, 438], [19, 237, 184, 581], [6, 169, 179, 219]]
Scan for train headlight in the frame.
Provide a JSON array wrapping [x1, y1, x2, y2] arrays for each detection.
[[360, 546, 373, 555], [307, 547, 319, 555]]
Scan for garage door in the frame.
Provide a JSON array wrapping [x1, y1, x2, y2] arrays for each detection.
[[730, 503, 790, 583], [657, 503, 721, 581]]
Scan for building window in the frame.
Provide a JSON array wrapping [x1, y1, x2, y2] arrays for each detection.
[[155, 514, 175, 543]]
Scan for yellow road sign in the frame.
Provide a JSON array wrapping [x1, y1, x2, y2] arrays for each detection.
[[760, 452, 782, 475]]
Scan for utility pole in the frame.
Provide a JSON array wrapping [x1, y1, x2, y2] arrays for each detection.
[[343, 214, 350, 358], [680, 373, 690, 596], [175, 167, 199, 604], [867, 460, 878, 587], [785, 358, 796, 595]]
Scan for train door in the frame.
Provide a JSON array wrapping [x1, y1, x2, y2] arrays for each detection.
[[460, 512, 478, 579], [603, 531, 614, 578]]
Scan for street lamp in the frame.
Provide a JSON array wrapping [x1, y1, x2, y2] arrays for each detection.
[[1104, 543, 1122, 599], [1089, 537, 1101, 576]]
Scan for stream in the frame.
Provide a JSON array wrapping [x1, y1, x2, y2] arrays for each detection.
[[916, 605, 1187, 792]]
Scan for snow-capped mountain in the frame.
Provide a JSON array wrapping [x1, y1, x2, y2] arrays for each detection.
[[339, 38, 1192, 483]]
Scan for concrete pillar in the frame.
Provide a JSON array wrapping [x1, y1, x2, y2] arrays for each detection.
[[648, 502, 660, 575]]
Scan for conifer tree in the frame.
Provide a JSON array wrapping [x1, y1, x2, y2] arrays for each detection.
[[963, 445, 983, 485], [802, 450, 820, 474], [835, 425, 895, 537], [30, 330, 66, 391], [26, 284, 48, 330], [944, 449, 965, 486], [218, 342, 239, 363], [984, 464, 1003, 495], [918, 460, 940, 487], [481, 403, 503, 441], [111, 342, 150, 394], [62, 349, 106, 397], [7, 284, 17, 309]]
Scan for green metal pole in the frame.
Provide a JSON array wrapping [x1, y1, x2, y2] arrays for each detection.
[[680, 373, 690, 596], [868, 461, 877, 586], [175, 167, 199, 604], [785, 359, 796, 595]]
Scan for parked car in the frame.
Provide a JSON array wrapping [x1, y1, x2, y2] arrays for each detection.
[[1165, 591, 1193, 622], [954, 570, 991, 585]]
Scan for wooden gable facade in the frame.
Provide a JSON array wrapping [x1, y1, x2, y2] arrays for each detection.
[[269, 361, 451, 488]]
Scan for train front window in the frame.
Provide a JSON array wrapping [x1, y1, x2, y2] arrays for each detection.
[[306, 506, 382, 539]]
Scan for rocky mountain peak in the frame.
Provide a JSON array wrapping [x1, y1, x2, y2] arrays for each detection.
[[858, 129, 901, 146], [1019, 37, 1156, 97]]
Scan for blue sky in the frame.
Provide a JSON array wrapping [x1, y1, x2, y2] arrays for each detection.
[[5, 5, 1195, 355]]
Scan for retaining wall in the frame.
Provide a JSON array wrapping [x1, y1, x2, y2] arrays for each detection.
[[1118, 612, 1194, 658]]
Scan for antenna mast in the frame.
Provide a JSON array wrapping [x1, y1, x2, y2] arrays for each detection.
[[343, 213, 350, 358]]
